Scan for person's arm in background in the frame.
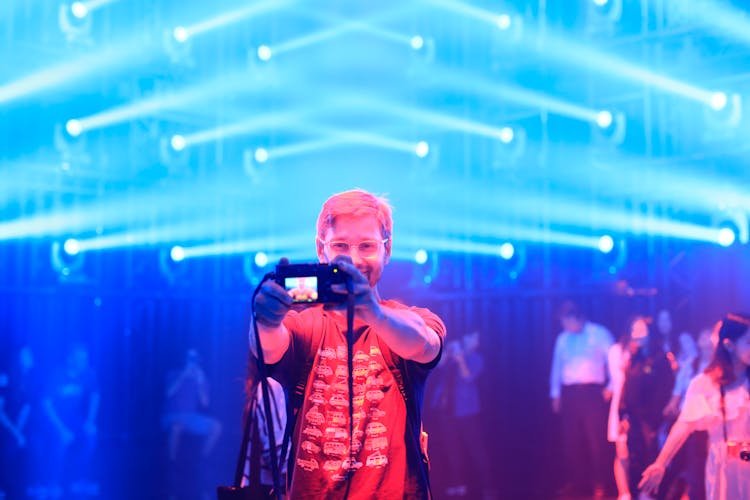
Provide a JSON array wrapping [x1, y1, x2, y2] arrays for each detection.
[[84, 390, 100, 437], [601, 326, 615, 400], [0, 393, 26, 447], [549, 335, 563, 413], [43, 397, 73, 445], [639, 419, 696, 493]]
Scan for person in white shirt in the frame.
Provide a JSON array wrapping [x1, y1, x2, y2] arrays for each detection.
[[640, 313, 750, 500], [549, 300, 614, 498]]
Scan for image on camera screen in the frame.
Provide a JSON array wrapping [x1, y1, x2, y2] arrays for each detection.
[[285, 276, 319, 303]]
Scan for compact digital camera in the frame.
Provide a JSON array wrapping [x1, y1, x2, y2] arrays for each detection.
[[274, 263, 347, 304]]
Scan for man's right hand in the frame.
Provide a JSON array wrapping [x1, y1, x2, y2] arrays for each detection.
[[253, 280, 293, 327]]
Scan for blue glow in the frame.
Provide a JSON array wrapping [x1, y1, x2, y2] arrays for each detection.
[[718, 227, 737, 247], [499, 242, 515, 260], [414, 249, 428, 264], [415, 141, 430, 158], [64, 238, 81, 256], [71, 2, 89, 19], [0, 41, 146, 104], [596, 111, 613, 129], [170, 246, 185, 262], [254, 252, 269, 268], [598, 235, 615, 254]]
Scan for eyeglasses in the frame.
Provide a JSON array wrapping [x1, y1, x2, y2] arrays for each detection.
[[320, 238, 388, 258]]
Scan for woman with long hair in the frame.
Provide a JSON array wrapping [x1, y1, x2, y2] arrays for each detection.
[[640, 313, 750, 499], [618, 316, 675, 498]]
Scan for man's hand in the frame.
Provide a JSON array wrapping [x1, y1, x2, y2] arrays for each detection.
[[254, 279, 293, 327], [602, 388, 613, 402]]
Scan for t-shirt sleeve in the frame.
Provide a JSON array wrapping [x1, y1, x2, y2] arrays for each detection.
[[265, 307, 319, 389], [678, 374, 715, 429]]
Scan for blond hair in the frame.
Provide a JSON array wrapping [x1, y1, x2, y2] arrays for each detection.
[[316, 189, 393, 241]]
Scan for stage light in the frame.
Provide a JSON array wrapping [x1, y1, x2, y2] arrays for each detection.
[[173, 26, 189, 43], [415, 141, 429, 158], [593, 0, 609, 5], [66, 119, 83, 137], [711, 92, 728, 111], [170, 134, 186, 152], [717, 227, 736, 247], [254, 148, 269, 163], [593, 111, 627, 145], [598, 235, 615, 254], [596, 110, 613, 129], [257, 45, 272, 61], [499, 126, 514, 144], [51, 240, 85, 279], [254, 251, 269, 268], [71, 1, 88, 19], [499, 242, 515, 260], [170, 246, 185, 262], [410, 35, 424, 50], [63, 238, 80, 256], [414, 249, 428, 265], [496, 13, 512, 30]]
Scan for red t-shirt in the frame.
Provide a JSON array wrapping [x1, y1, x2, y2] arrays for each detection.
[[271, 300, 445, 499]]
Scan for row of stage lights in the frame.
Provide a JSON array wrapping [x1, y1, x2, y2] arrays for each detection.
[[53, 223, 741, 273], [55, 0, 737, 165]]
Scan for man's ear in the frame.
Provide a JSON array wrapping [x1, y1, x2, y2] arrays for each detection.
[[384, 237, 392, 263]]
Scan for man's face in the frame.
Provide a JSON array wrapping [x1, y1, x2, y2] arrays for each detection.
[[317, 215, 390, 287]]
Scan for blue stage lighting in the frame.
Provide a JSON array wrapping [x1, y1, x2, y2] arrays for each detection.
[[65, 119, 83, 137], [717, 226, 737, 247], [170, 134, 186, 152], [499, 126, 514, 144], [254, 252, 269, 268], [414, 249, 428, 264], [710, 92, 728, 111], [170, 246, 185, 262], [173, 26, 189, 43], [496, 14, 512, 30], [415, 141, 429, 158], [596, 111, 613, 129], [593, 0, 609, 6], [64, 238, 80, 256], [598, 235, 615, 254], [410, 36, 424, 50], [71, 1, 89, 19], [254, 148, 269, 163], [257, 45, 272, 61], [499, 242, 515, 260]]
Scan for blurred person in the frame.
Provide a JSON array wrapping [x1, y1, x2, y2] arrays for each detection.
[[619, 316, 674, 499], [608, 325, 634, 500], [249, 189, 445, 499], [163, 348, 222, 462], [640, 313, 750, 500], [549, 300, 614, 498], [42, 343, 100, 499], [436, 331, 494, 499]]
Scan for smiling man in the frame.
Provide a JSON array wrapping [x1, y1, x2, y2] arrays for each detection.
[[250, 189, 446, 499]]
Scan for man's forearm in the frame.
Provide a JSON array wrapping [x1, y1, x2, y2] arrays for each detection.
[[249, 321, 291, 364], [369, 308, 440, 364]]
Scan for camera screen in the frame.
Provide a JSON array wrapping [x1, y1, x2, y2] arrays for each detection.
[[284, 276, 319, 303]]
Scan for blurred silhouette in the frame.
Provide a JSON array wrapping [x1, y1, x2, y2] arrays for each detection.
[[163, 348, 222, 500], [42, 343, 100, 499]]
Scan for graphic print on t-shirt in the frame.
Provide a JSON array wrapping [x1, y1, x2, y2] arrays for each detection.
[[297, 342, 392, 481]]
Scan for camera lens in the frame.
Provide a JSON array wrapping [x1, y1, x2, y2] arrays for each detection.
[[740, 450, 750, 462]]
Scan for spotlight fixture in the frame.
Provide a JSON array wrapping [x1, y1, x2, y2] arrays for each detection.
[[410, 35, 424, 50], [415, 141, 429, 158], [257, 45, 272, 61], [414, 249, 428, 265], [254, 147, 269, 163]]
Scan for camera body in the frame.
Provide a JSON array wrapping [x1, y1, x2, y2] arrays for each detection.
[[274, 263, 347, 304]]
